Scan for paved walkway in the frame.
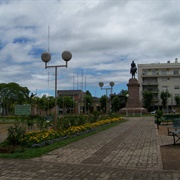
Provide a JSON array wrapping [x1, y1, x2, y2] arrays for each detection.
[[0, 117, 180, 179]]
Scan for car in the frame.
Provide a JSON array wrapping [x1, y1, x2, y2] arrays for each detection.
[[150, 110, 156, 114], [44, 115, 53, 123], [172, 109, 176, 114]]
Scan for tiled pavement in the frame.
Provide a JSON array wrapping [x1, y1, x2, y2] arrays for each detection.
[[0, 117, 180, 179]]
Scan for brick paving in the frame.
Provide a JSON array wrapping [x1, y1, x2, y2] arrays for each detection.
[[0, 116, 180, 179]]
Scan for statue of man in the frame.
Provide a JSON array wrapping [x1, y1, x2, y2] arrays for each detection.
[[131, 61, 136, 68], [130, 61, 137, 78]]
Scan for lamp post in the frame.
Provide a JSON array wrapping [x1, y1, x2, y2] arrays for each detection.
[[126, 94, 129, 118], [99, 82, 115, 114], [41, 51, 72, 129]]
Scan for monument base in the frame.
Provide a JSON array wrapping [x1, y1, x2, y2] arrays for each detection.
[[119, 78, 148, 114], [119, 107, 147, 114]]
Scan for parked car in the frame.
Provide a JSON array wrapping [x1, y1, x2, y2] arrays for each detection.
[[150, 110, 156, 114], [44, 115, 53, 123], [172, 109, 176, 114]]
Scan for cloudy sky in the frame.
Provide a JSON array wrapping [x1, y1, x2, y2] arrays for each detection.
[[0, 0, 180, 97]]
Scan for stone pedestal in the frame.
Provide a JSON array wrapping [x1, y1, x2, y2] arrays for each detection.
[[120, 78, 147, 114]]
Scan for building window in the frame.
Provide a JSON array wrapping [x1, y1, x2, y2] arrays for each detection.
[[161, 70, 167, 75], [174, 70, 179, 75], [142, 70, 147, 75], [162, 86, 168, 91], [152, 70, 155, 75], [174, 85, 180, 89], [174, 77, 180, 82], [162, 78, 168, 82], [175, 94, 180, 97], [152, 69, 158, 75]]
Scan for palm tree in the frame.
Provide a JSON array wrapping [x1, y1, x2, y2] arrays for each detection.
[[143, 90, 153, 111]]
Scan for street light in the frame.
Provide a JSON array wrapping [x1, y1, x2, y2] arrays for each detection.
[[99, 81, 115, 114], [126, 94, 129, 118], [41, 51, 72, 129]]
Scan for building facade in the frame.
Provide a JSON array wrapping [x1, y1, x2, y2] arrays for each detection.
[[57, 90, 100, 114], [138, 58, 180, 108], [57, 90, 85, 114]]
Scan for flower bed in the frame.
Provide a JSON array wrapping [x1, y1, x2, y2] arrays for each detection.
[[20, 117, 122, 147]]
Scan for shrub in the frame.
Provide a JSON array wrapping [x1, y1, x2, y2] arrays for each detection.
[[57, 115, 87, 129], [36, 116, 50, 130], [154, 109, 163, 129], [78, 115, 86, 125], [6, 123, 26, 146]]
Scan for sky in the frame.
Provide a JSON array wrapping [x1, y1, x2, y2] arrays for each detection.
[[0, 0, 180, 98]]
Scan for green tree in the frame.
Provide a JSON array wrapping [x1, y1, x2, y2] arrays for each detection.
[[119, 89, 128, 96], [35, 95, 55, 115], [100, 95, 107, 113], [160, 90, 170, 109], [154, 109, 163, 129], [119, 89, 128, 108], [0, 82, 30, 115], [111, 96, 121, 112], [143, 91, 153, 111], [86, 90, 92, 96], [84, 90, 93, 113], [109, 90, 128, 113], [57, 96, 75, 114], [174, 96, 180, 106], [36, 95, 46, 115], [47, 96, 55, 114]]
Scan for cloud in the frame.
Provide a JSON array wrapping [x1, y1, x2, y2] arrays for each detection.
[[0, 0, 180, 97]]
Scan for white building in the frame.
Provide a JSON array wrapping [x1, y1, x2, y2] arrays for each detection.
[[138, 58, 180, 108]]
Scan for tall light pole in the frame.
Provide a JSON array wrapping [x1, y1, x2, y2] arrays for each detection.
[[41, 51, 72, 129], [99, 82, 115, 115], [126, 94, 129, 118]]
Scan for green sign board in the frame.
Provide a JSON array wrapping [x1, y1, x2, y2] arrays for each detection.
[[15, 104, 31, 115]]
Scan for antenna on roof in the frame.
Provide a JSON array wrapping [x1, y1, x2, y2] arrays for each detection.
[[48, 25, 50, 52], [48, 71, 49, 90]]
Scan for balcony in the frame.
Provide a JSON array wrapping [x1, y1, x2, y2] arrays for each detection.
[[152, 98, 159, 102], [142, 90, 159, 94], [142, 72, 159, 77], [142, 72, 180, 78], [142, 82, 158, 85]]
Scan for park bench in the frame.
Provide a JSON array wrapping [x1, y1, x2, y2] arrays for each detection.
[[167, 118, 180, 144]]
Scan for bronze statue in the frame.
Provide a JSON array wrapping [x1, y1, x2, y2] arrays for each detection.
[[130, 61, 137, 78]]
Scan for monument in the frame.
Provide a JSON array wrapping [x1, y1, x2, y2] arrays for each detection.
[[120, 61, 147, 114]]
